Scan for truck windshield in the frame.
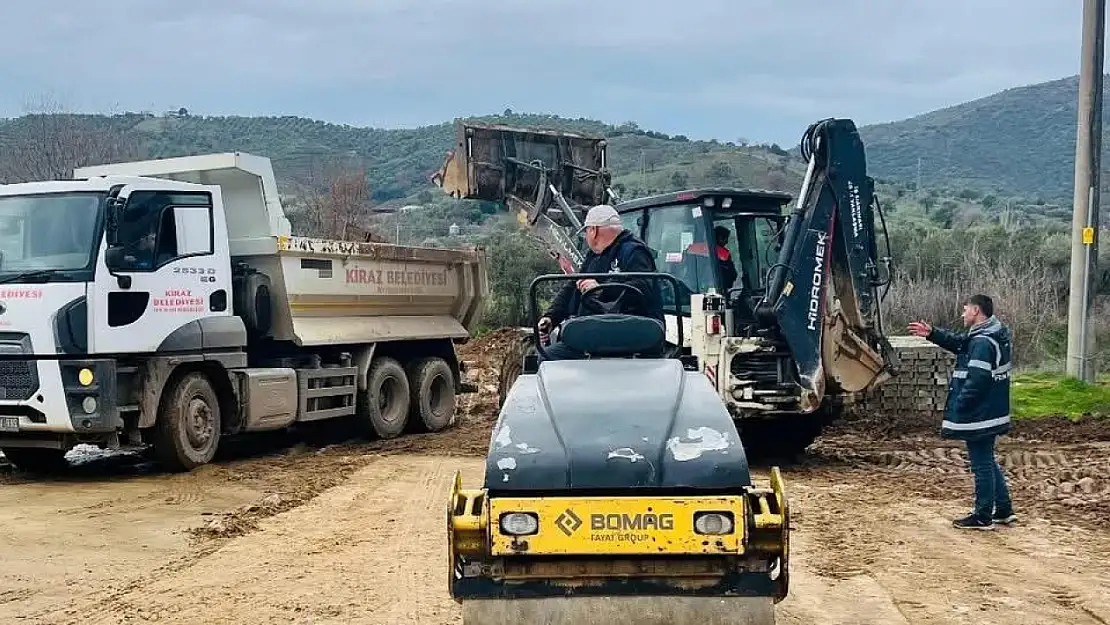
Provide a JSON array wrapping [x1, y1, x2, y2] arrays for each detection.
[[0, 192, 105, 279]]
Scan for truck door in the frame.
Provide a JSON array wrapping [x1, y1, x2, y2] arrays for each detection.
[[90, 185, 232, 354]]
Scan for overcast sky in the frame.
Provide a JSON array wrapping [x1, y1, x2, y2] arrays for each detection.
[[0, 0, 1096, 144]]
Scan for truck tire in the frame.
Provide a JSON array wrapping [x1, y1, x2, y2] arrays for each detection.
[[362, 357, 410, 439], [406, 357, 456, 432], [1, 447, 68, 474], [153, 371, 222, 472]]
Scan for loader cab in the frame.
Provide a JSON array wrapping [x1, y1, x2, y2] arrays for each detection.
[[617, 188, 792, 326]]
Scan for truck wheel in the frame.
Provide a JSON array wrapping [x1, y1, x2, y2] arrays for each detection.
[[153, 371, 222, 472], [407, 357, 456, 432], [362, 357, 410, 439], [1, 447, 68, 474]]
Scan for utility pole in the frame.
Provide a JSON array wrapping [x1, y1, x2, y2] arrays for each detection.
[[1066, 0, 1106, 382]]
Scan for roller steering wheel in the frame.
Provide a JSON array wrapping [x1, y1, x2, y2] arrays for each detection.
[[576, 281, 647, 317]]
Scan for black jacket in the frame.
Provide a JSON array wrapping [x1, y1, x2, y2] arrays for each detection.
[[544, 229, 664, 326]]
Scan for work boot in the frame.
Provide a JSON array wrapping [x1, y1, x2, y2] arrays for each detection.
[[952, 514, 994, 530]]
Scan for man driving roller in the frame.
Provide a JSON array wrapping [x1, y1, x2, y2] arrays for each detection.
[[537, 204, 664, 361]]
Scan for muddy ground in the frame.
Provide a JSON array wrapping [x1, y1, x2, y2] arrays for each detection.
[[2, 328, 1109, 624]]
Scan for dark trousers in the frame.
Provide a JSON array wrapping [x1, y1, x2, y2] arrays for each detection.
[[536, 340, 585, 363], [965, 434, 1013, 520]]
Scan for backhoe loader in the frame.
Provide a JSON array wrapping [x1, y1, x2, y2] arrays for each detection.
[[432, 117, 899, 459]]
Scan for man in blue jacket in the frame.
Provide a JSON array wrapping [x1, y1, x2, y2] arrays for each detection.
[[908, 294, 1016, 530], [537, 204, 664, 361]]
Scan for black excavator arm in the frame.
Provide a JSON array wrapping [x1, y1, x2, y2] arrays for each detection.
[[757, 118, 898, 411]]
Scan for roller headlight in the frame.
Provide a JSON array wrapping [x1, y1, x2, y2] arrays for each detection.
[[694, 511, 735, 535], [499, 512, 539, 536]]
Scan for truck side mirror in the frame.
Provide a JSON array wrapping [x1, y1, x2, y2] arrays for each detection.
[[105, 196, 124, 247], [104, 245, 132, 289], [105, 245, 126, 268]]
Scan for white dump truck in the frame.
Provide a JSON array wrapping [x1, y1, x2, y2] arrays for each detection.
[[0, 152, 489, 472]]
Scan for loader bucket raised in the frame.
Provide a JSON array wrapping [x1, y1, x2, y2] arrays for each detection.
[[431, 120, 613, 216]]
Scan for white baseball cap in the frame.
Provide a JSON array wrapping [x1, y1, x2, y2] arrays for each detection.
[[576, 204, 622, 233]]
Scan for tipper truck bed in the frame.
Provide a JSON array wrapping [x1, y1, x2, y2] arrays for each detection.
[[0, 151, 489, 473]]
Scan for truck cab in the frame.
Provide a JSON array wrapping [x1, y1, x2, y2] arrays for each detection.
[[0, 153, 488, 473]]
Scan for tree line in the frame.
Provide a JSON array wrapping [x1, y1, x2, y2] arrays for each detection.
[[2, 97, 1105, 372]]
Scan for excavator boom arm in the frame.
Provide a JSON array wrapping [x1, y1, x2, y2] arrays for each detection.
[[759, 118, 896, 407]]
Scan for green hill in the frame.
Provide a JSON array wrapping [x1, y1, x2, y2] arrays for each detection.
[[0, 102, 1098, 369], [0, 110, 802, 205], [858, 75, 1092, 204], [0, 100, 1075, 234], [2, 74, 1100, 208]]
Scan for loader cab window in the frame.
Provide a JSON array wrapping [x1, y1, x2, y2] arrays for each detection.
[[707, 221, 741, 292], [619, 209, 642, 234], [111, 191, 214, 271], [748, 216, 786, 290], [640, 203, 716, 314], [712, 214, 786, 294]]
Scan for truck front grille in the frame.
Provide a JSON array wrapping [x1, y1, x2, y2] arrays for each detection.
[[0, 336, 39, 401]]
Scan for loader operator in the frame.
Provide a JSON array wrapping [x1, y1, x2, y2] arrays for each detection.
[[536, 204, 664, 361], [683, 225, 740, 291]]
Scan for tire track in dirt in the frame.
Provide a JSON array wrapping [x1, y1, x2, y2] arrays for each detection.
[[807, 435, 1110, 532], [8, 442, 1110, 625], [777, 461, 1110, 625], [25, 455, 466, 625]]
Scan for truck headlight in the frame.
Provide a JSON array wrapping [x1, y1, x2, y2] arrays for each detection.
[[499, 512, 539, 536], [694, 511, 735, 535]]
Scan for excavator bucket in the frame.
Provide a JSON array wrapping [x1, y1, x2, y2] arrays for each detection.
[[431, 119, 613, 222], [431, 120, 616, 274]]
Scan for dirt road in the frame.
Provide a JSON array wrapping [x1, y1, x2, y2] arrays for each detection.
[[2, 417, 1109, 625], [1, 329, 1109, 624]]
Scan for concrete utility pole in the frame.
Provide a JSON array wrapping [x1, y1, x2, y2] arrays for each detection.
[[1066, 0, 1106, 382]]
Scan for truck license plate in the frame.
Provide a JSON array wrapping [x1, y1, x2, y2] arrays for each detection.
[[0, 417, 18, 432]]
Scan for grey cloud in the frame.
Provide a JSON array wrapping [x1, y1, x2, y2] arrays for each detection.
[[0, 1, 1096, 143]]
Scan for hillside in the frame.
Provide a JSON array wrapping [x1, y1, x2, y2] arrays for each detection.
[[2, 73, 1101, 208], [859, 75, 1092, 204], [0, 103, 1099, 370], [0, 110, 802, 205], [0, 104, 1066, 242]]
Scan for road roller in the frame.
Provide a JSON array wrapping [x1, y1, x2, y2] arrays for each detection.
[[447, 272, 789, 625]]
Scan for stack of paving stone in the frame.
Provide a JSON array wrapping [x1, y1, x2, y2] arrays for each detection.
[[848, 335, 956, 418]]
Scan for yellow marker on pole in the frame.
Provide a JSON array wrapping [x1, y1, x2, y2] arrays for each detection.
[[1083, 226, 1095, 245]]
